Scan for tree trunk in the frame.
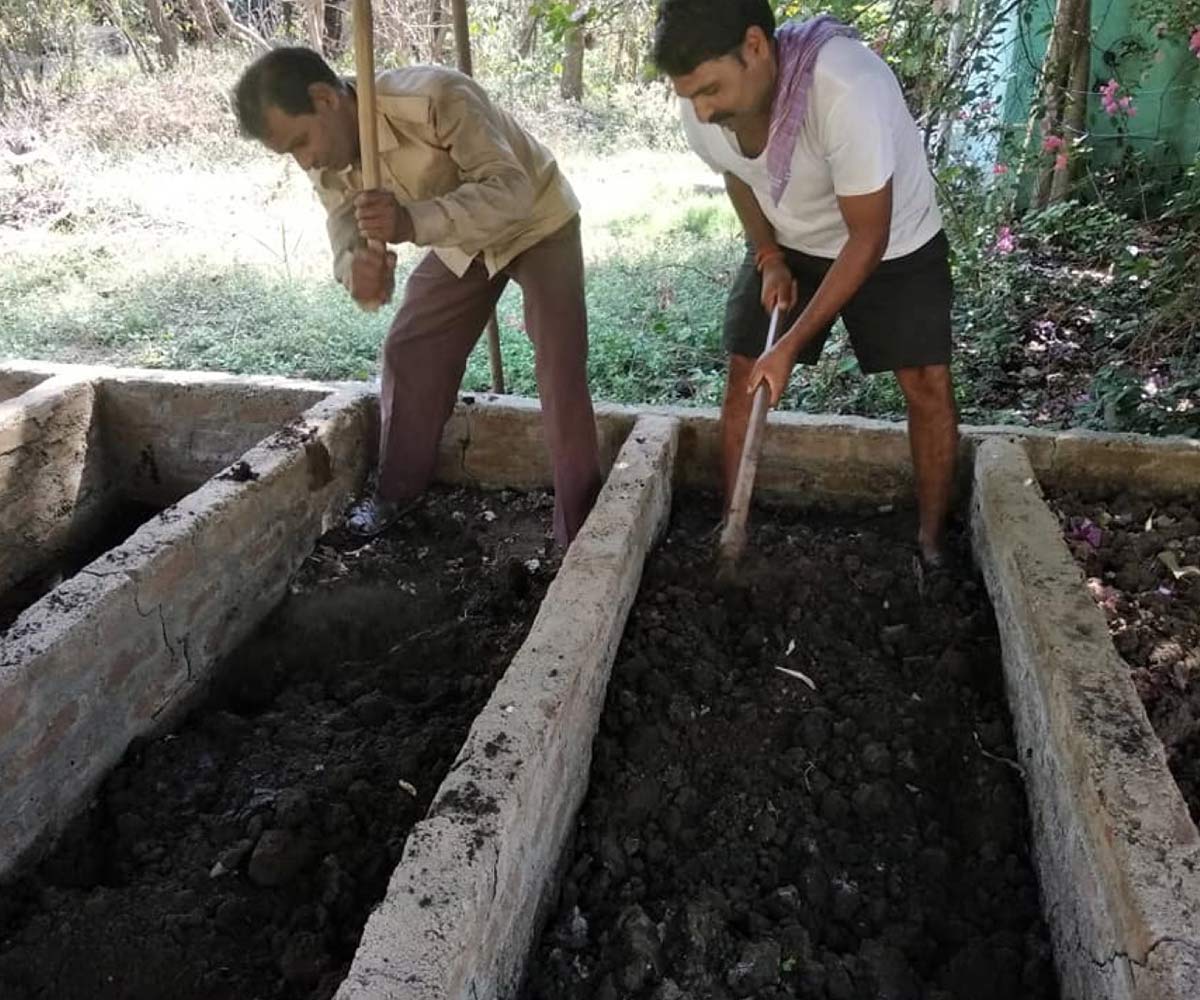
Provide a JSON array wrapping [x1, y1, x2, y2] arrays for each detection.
[[145, 0, 181, 67], [517, 9, 538, 58], [1023, 0, 1090, 207], [930, 0, 965, 159], [190, 0, 217, 45], [207, 0, 272, 53], [0, 40, 30, 105], [560, 22, 584, 101], [429, 0, 448, 63], [305, 0, 325, 53], [450, 0, 472, 76], [1046, 0, 1090, 203]]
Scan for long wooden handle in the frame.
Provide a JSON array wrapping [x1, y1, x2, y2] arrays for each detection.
[[718, 306, 781, 567], [352, 0, 380, 200], [351, 0, 384, 312]]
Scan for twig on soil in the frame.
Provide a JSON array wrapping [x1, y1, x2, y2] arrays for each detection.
[[775, 665, 817, 690], [973, 731, 1025, 778]]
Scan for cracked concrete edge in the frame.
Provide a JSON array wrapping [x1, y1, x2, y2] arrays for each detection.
[[0, 375, 111, 591], [335, 415, 680, 1000], [0, 359, 334, 397], [970, 437, 1200, 1000], [0, 389, 371, 880], [4, 362, 1197, 497], [428, 394, 1200, 503]]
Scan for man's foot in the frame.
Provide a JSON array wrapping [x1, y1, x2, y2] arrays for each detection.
[[346, 495, 402, 537]]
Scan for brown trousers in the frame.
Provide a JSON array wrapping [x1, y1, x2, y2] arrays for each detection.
[[377, 216, 602, 546]]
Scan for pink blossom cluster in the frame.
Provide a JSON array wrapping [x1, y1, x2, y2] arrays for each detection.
[[1041, 133, 1069, 172], [1099, 79, 1136, 118]]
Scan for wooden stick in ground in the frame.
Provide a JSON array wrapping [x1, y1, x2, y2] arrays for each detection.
[[352, 0, 384, 313], [450, 0, 505, 394], [717, 305, 781, 578]]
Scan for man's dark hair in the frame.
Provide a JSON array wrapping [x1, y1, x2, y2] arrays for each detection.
[[233, 46, 343, 140], [652, 0, 776, 77]]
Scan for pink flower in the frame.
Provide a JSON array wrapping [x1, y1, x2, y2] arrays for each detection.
[[1042, 134, 1064, 152], [1190, 28, 1200, 54], [993, 162, 1009, 175], [1054, 152, 1069, 172], [994, 225, 1016, 255], [1100, 79, 1135, 118]]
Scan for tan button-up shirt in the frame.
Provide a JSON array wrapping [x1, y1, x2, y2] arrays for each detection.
[[309, 65, 580, 284]]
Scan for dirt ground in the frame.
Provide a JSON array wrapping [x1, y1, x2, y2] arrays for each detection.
[[525, 498, 1057, 1000], [1050, 491, 1200, 823], [0, 486, 558, 1000]]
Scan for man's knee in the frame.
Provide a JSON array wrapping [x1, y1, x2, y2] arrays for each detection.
[[895, 364, 954, 414]]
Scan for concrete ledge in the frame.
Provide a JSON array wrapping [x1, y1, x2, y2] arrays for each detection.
[[0, 389, 371, 877], [0, 375, 113, 593], [971, 437, 1200, 1000], [432, 394, 1200, 505], [336, 415, 680, 1000]]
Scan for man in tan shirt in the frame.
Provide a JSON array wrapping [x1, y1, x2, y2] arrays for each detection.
[[233, 47, 602, 544]]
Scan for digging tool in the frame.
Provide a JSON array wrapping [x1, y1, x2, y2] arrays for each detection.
[[449, 0, 505, 394], [351, 0, 385, 313], [717, 305, 781, 580], [353, 0, 506, 392]]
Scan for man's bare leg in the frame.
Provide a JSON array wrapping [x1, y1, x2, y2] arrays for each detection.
[[895, 363, 958, 564], [720, 354, 758, 514]]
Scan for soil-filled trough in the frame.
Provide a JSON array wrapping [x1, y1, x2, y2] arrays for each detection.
[[0, 486, 561, 998], [2, 362, 1200, 1000]]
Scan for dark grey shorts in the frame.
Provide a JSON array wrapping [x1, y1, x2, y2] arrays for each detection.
[[722, 230, 953, 373]]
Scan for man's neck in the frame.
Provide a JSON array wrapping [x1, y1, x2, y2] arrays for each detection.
[[731, 49, 777, 157]]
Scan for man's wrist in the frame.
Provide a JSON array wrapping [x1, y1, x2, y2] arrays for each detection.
[[754, 243, 785, 272], [394, 206, 415, 244]]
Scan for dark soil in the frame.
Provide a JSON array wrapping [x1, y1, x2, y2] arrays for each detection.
[[1050, 491, 1200, 823], [0, 486, 559, 1000], [525, 497, 1057, 1000], [0, 499, 163, 633]]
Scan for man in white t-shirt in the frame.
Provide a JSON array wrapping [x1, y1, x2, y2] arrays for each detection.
[[653, 0, 958, 567]]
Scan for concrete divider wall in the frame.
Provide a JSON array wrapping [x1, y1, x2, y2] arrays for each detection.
[[336, 415, 680, 1000], [0, 390, 372, 878], [0, 376, 115, 594], [96, 375, 331, 504], [971, 437, 1200, 1000], [433, 395, 1200, 507]]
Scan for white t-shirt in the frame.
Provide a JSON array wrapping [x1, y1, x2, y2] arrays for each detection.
[[680, 36, 942, 260]]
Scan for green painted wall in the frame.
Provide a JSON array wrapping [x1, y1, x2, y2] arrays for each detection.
[[972, 1, 1199, 184]]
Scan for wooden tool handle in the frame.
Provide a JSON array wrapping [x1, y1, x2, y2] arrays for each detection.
[[351, 0, 384, 311], [718, 306, 781, 568], [352, 0, 380, 198]]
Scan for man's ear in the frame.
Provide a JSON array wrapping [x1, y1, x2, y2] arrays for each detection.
[[308, 81, 340, 112], [742, 25, 770, 64]]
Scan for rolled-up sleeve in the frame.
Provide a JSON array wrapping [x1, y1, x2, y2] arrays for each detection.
[[404, 80, 535, 252], [312, 175, 362, 287]]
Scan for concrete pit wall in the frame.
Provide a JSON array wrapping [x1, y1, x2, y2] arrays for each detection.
[[337, 416, 679, 1000], [972, 438, 1200, 1000], [0, 380, 374, 877], [0, 376, 115, 597], [4, 363, 1200, 998]]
